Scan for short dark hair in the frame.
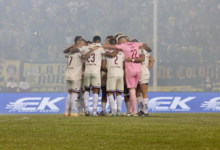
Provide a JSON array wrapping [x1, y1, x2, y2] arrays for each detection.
[[86, 41, 92, 44], [131, 39, 138, 42], [74, 36, 82, 44], [106, 35, 114, 40], [93, 36, 101, 42], [79, 39, 87, 44], [110, 38, 117, 45]]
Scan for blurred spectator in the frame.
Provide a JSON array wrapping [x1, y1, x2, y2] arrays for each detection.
[[7, 77, 17, 93], [0, 0, 219, 62], [19, 77, 30, 92]]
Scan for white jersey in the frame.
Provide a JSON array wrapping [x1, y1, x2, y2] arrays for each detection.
[[65, 52, 83, 80], [103, 50, 124, 78], [7, 82, 17, 88], [80, 46, 106, 74], [19, 82, 30, 90], [139, 49, 150, 75]]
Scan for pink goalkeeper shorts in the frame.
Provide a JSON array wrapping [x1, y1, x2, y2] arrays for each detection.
[[125, 71, 141, 88]]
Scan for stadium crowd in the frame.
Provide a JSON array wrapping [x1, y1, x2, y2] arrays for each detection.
[[0, 0, 220, 61]]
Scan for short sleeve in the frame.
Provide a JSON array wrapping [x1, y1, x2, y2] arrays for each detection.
[[136, 42, 143, 48], [139, 49, 145, 56], [122, 53, 125, 63], [100, 48, 107, 55]]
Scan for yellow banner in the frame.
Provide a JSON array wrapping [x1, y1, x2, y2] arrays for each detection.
[[23, 62, 67, 92], [0, 60, 20, 90]]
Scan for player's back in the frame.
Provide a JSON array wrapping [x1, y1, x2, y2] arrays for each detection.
[[66, 52, 83, 80], [105, 50, 124, 77], [116, 42, 142, 72], [84, 47, 106, 74]]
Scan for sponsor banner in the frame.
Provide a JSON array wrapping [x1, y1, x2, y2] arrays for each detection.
[[0, 93, 220, 114], [22, 62, 67, 92]]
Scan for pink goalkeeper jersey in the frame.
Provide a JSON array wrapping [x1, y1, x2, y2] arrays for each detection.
[[116, 42, 142, 72]]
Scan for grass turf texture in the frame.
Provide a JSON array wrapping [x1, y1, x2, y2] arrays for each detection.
[[0, 114, 220, 150]]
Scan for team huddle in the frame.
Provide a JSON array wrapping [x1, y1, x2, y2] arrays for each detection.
[[63, 33, 154, 117]]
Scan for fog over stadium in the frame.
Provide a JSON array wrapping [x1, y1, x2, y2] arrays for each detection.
[[0, 0, 219, 93]]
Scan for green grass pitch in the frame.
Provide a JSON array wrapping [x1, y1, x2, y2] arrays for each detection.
[[0, 113, 219, 150]]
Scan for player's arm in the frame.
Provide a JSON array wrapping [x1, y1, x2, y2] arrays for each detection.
[[81, 48, 96, 60], [101, 44, 118, 49], [69, 45, 82, 53], [142, 43, 152, 52], [125, 55, 145, 63], [63, 45, 74, 53], [148, 56, 155, 70], [101, 60, 107, 72], [105, 49, 121, 58]]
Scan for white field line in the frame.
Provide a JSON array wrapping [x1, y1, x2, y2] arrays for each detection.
[[0, 117, 29, 122]]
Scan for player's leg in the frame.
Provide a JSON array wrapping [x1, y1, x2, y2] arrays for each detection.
[[65, 80, 72, 116], [91, 73, 101, 116], [77, 90, 81, 114], [80, 75, 85, 114], [70, 80, 81, 116], [124, 75, 130, 114], [116, 76, 124, 116], [100, 73, 107, 115], [139, 75, 150, 116], [100, 87, 107, 115], [126, 71, 141, 116], [136, 85, 143, 114], [84, 73, 91, 116], [106, 77, 117, 116]]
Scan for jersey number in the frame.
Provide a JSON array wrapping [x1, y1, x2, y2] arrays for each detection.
[[114, 56, 118, 65], [131, 49, 138, 59], [68, 56, 73, 66], [87, 53, 95, 62]]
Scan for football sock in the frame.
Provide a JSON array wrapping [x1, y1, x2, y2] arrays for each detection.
[[129, 89, 137, 114], [116, 95, 122, 113], [65, 94, 72, 113], [102, 102, 106, 112], [71, 93, 78, 114], [109, 95, 115, 114], [84, 91, 90, 112], [93, 94, 99, 115], [137, 97, 143, 112], [125, 102, 130, 113], [81, 92, 84, 112], [77, 94, 81, 113], [142, 98, 149, 114]]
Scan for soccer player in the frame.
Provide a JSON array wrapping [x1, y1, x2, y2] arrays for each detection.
[[102, 38, 125, 116], [100, 35, 114, 116], [130, 39, 154, 116], [63, 39, 94, 116], [74, 36, 121, 116], [63, 36, 82, 53], [101, 35, 151, 116]]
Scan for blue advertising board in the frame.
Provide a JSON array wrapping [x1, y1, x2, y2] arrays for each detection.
[[0, 93, 219, 114]]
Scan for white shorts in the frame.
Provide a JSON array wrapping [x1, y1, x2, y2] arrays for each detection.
[[139, 74, 150, 84], [66, 80, 82, 93], [101, 72, 107, 88], [84, 73, 101, 89], [106, 76, 124, 93]]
